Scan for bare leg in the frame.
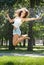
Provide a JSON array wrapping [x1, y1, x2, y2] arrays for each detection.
[[13, 34, 19, 46], [13, 35, 30, 46]]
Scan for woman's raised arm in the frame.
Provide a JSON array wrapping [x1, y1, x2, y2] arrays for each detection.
[[6, 14, 14, 23], [22, 17, 42, 22]]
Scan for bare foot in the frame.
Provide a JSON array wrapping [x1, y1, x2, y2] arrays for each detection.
[[22, 34, 28, 37], [25, 37, 30, 39], [22, 34, 30, 39]]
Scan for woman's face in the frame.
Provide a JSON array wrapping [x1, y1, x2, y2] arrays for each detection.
[[20, 10, 26, 18]]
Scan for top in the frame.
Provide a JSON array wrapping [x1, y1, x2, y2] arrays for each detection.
[[12, 17, 22, 28]]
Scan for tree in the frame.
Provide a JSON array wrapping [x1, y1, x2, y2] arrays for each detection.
[[27, 0, 35, 51], [0, 0, 16, 50], [7, 6, 15, 50], [27, 0, 42, 51]]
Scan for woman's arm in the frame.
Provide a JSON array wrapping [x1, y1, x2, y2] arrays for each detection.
[[22, 17, 42, 22], [6, 14, 14, 23]]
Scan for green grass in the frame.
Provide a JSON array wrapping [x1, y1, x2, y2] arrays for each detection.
[[0, 46, 44, 65], [33, 46, 44, 49], [0, 56, 44, 65]]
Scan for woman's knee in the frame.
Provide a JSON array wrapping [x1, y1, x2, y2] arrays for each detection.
[[13, 34, 20, 42]]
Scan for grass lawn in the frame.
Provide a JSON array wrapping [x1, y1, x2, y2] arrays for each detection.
[[0, 46, 44, 65], [0, 56, 44, 65]]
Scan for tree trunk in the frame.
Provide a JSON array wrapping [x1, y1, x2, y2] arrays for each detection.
[[19, 42, 22, 47], [43, 39, 44, 46], [23, 32, 26, 47], [8, 6, 15, 50], [33, 38, 35, 46], [9, 23, 15, 50], [28, 21, 33, 51], [27, 0, 41, 51], [1, 37, 3, 46], [6, 40, 8, 47], [36, 0, 41, 6], [23, 40, 26, 47], [27, 0, 35, 51]]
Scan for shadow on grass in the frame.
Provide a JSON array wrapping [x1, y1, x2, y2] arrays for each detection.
[[4, 62, 14, 65]]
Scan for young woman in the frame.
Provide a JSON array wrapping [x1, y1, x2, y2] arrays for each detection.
[[6, 8, 41, 46]]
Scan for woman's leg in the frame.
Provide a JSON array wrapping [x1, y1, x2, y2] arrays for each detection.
[[13, 34, 30, 46], [13, 34, 19, 46]]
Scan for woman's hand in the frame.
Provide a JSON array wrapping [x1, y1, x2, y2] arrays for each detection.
[[37, 17, 42, 20], [5, 14, 9, 20], [6, 14, 14, 23], [4, 13, 9, 19]]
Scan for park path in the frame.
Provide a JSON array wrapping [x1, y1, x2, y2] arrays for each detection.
[[0, 53, 44, 57]]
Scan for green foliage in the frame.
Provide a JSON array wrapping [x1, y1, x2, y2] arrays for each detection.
[[0, 0, 16, 5], [33, 22, 44, 38], [0, 10, 11, 40], [20, 22, 29, 34], [0, 12, 5, 39]]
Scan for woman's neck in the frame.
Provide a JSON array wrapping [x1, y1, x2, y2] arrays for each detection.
[[16, 16, 21, 18]]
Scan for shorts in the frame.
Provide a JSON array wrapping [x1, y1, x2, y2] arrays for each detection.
[[13, 28, 21, 36]]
